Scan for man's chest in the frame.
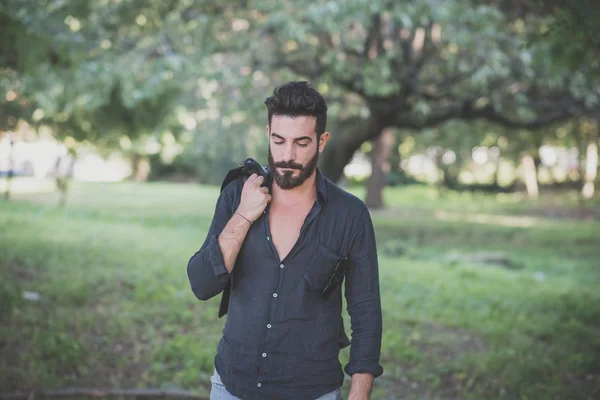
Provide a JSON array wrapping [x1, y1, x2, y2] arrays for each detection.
[[231, 201, 354, 305], [233, 196, 353, 273], [268, 203, 313, 261]]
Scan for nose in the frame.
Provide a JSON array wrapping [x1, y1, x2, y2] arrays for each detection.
[[282, 142, 296, 162]]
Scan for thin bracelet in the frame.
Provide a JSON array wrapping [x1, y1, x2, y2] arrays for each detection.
[[236, 211, 252, 225]]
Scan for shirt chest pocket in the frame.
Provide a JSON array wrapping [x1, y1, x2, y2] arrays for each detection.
[[304, 243, 343, 292]]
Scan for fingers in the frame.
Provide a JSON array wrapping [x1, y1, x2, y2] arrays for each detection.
[[245, 174, 264, 186], [246, 173, 258, 183], [259, 186, 269, 194]]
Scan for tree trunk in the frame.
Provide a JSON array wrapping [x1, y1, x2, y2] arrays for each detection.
[[436, 150, 461, 191], [130, 152, 149, 182], [365, 128, 394, 209], [492, 151, 502, 189], [58, 155, 76, 207], [55, 146, 77, 207], [4, 135, 15, 200], [319, 116, 384, 182], [581, 120, 598, 200], [574, 120, 587, 190], [521, 153, 539, 199], [130, 152, 140, 181], [55, 156, 66, 201], [388, 132, 404, 185], [441, 164, 461, 191]]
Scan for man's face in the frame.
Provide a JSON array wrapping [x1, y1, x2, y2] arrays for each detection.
[[267, 115, 325, 190]]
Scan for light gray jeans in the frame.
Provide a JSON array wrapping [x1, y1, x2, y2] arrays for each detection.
[[210, 369, 343, 400]]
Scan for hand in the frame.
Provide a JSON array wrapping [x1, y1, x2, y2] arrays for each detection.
[[236, 174, 271, 223]]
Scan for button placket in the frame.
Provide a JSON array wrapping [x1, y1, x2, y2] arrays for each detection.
[[261, 251, 284, 388]]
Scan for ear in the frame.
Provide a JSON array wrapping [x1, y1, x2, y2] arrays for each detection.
[[266, 125, 270, 140], [318, 132, 331, 153]]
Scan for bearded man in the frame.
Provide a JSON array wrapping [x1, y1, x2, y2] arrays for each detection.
[[187, 81, 383, 400]]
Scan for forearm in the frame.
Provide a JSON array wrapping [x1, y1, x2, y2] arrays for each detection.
[[343, 207, 384, 382], [188, 175, 269, 301], [218, 211, 252, 273], [349, 373, 374, 400], [187, 194, 238, 300]]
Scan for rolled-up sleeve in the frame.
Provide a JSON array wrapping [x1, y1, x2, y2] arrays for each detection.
[[343, 205, 384, 378], [187, 185, 235, 301]]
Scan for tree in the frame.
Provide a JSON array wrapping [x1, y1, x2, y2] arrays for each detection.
[[0, 0, 202, 199], [2, 0, 598, 209], [481, 0, 600, 80], [246, 0, 599, 207], [0, 0, 276, 186]]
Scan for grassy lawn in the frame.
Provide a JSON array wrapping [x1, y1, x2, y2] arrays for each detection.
[[1, 179, 599, 399]]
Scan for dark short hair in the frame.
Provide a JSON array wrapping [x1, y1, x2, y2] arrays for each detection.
[[264, 81, 328, 139]]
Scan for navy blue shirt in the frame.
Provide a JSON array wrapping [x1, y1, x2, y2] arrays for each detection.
[[187, 169, 383, 399]]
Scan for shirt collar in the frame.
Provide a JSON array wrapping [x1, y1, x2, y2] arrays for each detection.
[[315, 167, 328, 205]]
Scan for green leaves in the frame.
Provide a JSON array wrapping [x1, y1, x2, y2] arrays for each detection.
[[1, 0, 598, 183]]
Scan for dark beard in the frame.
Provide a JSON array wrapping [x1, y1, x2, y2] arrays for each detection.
[[268, 146, 319, 190]]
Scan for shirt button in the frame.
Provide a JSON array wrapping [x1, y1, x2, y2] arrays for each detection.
[[267, 324, 272, 329], [280, 263, 284, 269], [257, 383, 262, 387], [262, 352, 267, 358], [272, 293, 278, 298], [267, 236, 270, 241]]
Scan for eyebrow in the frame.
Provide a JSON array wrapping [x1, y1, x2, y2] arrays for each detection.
[[271, 133, 313, 142]]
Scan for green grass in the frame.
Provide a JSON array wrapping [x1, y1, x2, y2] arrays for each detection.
[[1, 180, 599, 399]]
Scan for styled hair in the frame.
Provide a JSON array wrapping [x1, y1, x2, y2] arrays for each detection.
[[264, 81, 328, 139]]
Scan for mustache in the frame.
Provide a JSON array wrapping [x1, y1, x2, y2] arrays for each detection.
[[274, 161, 303, 170]]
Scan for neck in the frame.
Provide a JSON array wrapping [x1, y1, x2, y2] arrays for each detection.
[[272, 170, 318, 207]]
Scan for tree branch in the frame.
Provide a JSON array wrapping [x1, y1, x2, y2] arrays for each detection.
[[404, 24, 433, 96], [320, 115, 387, 181], [364, 14, 383, 58], [396, 99, 578, 130]]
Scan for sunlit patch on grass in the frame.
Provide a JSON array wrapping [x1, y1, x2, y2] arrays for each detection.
[[0, 177, 56, 194], [434, 210, 541, 228]]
